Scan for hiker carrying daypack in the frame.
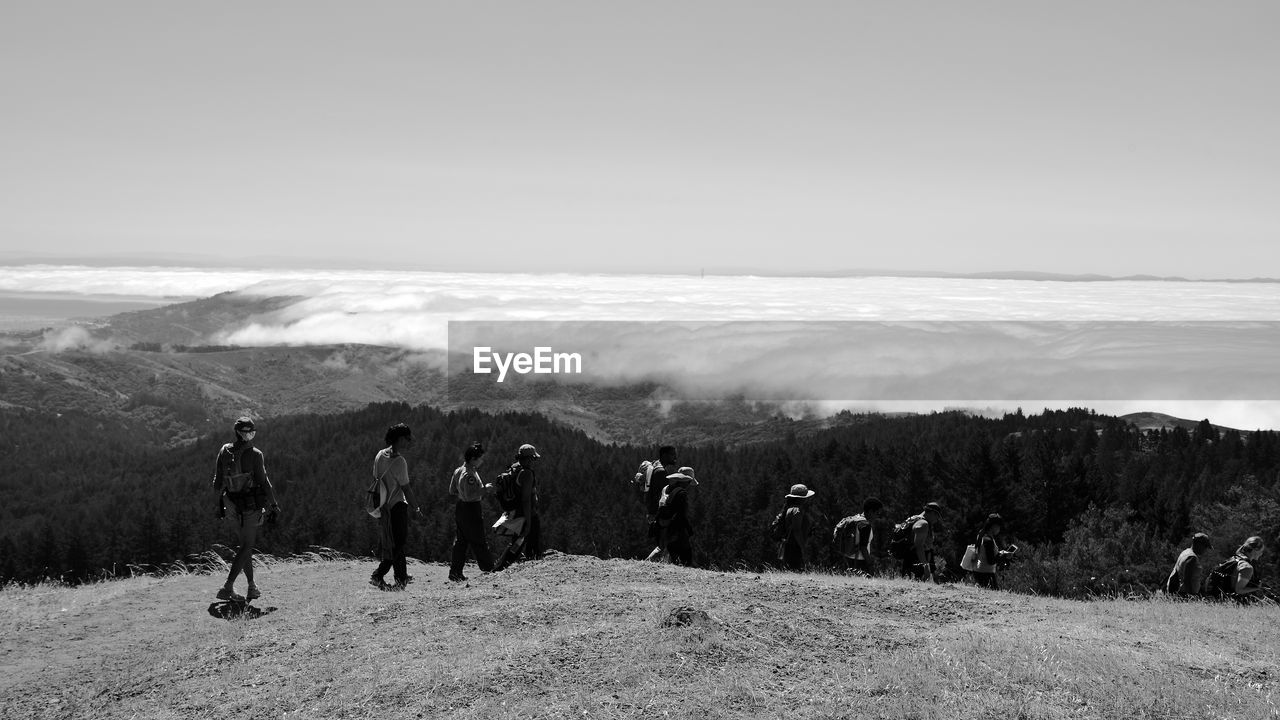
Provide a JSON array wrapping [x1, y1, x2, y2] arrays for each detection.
[[494, 461, 524, 513], [888, 514, 924, 560]]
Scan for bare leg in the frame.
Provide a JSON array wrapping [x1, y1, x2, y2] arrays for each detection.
[[225, 513, 260, 589]]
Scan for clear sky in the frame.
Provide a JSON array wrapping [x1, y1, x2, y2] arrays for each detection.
[[2, 2, 1277, 277]]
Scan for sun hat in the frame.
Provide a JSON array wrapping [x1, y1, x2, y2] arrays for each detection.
[[671, 466, 699, 486], [667, 468, 698, 486], [786, 483, 815, 499], [517, 443, 541, 459], [233, 417, 256, 432]]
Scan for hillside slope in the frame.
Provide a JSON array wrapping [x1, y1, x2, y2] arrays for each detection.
[[2, 554, 1276, 719]]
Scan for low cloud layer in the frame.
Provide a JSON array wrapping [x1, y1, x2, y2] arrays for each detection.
[[5, 266, 1280, 428]]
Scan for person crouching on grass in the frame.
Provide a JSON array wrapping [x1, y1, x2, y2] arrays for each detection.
[[369, 423, 423, 590], [213, 417, 281, 602]]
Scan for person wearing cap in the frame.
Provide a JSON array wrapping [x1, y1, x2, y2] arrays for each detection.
[[1165, 533, 1212, 597], [778, 484, 816, 572], [369, 423, 423, 590], [969, 513, 1017, 590], [494, 443, 542, 571], [651, 467, 699, 566], [212, 416, 281, 602], [904, 502, 943, 582], [447, 442, 495, 582]]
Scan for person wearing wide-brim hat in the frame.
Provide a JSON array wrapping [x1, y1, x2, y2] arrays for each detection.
[[778, 483, 816, 572], [649, 467, 700, 566]]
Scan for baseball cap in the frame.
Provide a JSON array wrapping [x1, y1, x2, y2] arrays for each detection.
[[518, 443, 542, 459]]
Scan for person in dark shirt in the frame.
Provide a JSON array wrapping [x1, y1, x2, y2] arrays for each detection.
[[778, 484, 816, 572], [835, 497, 883, 576], [969, 513, 1017, 589], [494, 443, 542, 570], [644, 445, 678, 518], [654, 467, 699, 566]]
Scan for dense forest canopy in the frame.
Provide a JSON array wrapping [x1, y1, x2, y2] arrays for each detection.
[[2, 403, 1277, 598]]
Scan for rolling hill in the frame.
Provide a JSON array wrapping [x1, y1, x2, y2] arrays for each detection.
[[1, 553, 1276, 719]]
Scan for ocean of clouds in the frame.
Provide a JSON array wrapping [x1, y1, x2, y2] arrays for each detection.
[[5, 265, 1280, 428]]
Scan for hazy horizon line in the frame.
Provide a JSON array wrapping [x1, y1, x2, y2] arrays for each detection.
[[1, 253, 1277, 284]]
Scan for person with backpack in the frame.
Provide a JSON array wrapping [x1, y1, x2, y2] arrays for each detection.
[[1208, 536, 1267, 602], [965, 513, 1017, 589], [447, 442, 495, 582], [212, 417, 281, 602], [649, 467, 699, 566], [1164, 532, 1212, 597], [494, 443, 542, 571], [639, 445, 679, 521], [833, 497, 883, 576], [774, 484, 816, 572], [897, 502, 943, 582], [368, 423, 423, 590]]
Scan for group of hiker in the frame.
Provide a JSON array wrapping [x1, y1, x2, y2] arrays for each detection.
[[211, 417, 546, 600], [210, 421, 1268, 605]]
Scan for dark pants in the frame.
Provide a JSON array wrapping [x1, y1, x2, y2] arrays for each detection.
[[495, 513, 540, 570], [450, 501, 494, 576], [973, 571, 999, 589], [782, 541, 805, 572], [373, 502, 409, 583], [667, 528, 692, 566]]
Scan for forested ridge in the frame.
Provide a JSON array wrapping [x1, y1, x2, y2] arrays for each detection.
[[2, 403, 1277, 598]]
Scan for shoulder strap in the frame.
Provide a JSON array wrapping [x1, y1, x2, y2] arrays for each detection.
[[233, 444, 253, 475]]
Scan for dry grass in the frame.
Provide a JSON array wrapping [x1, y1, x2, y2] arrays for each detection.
[[1, 554, 1277, 719]]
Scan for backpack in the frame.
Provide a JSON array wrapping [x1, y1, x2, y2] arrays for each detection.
[[769, 509, 788, 542], [222, 444, 256, 496], [656, 486, 684, 527], [833, 515, 865, 557], [888, 515, 924, 560], [1205, 556, 1242, 596], [634, 459, 665, 493], [494, 462, 524, 513]]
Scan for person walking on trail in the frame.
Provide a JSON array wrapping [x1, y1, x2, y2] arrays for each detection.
[[369, 423, 423, 591], [834, 497, 883, 576], [212, 417, 281, 602], [1165, 532, 1212, 597], [904, 502, 943, 582], [494, 444, 542, 571], [448, 442, 495, 582], [777, 484, 816, 572], [643, 445, 679, 521], [967, 513, 1017, 590], [647, 467, 699, 566]]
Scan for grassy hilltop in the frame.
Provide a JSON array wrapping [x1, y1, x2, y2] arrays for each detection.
[[1, 554, 1277, 720]]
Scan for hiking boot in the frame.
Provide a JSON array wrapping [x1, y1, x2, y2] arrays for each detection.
[[246, 585, 261, 600], [216, 586, 244, 602], [369, 576, 389, 590], [448, 573, 468, 583]]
